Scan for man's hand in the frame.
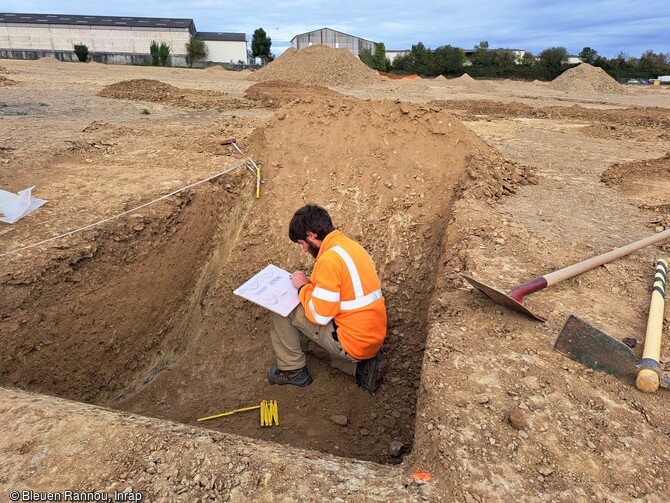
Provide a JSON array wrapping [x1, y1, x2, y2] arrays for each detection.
[[290, 271, 310, 289]]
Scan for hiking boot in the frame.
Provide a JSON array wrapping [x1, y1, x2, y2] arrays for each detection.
[[268, 365, 313, 387], [355, 355, 386, 393]]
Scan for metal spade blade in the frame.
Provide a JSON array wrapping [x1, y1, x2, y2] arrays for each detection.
[[461, 275, 547, 322], [553, 315, 637, 383], [462, 227, 670, 322]]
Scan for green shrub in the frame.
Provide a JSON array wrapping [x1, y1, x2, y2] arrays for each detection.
[[150, 40, 160, 66], [185, 37, 208, 63], [158, 42, 171, 66], [74, 43, 89, 62]]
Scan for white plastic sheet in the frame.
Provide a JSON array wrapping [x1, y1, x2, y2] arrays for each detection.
[[0, 186, 47, 224]]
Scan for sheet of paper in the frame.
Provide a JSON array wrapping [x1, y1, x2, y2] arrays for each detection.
[[233, 264, 300, 317], [0, 186, 47, 224]]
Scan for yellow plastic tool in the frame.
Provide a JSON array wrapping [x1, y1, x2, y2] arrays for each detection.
[[260, 400, 279, 427], [197, 405, 261, 422], [197, 400, 279, 425]]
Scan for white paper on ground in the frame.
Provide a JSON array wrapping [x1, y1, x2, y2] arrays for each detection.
[[0, 186, 47, 224], [233, 264, 300, 317]]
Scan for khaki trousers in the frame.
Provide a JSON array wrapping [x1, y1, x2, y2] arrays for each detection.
[[270, 305, 359, 376]]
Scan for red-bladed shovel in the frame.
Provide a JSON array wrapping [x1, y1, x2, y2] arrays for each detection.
[[462, 228, 670, 322]]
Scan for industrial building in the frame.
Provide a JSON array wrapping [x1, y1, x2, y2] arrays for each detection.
[[0, 12, 247, 66], [290, 27, 377, 57], [194, 32, 247, 65]]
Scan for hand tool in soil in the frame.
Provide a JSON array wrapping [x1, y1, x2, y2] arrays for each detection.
[[220, 138, 261, 199], [553, 259, 669, 391], [636, 258, 668, 392], [462, 228, 670, 322], [197, 400, 279, 425]]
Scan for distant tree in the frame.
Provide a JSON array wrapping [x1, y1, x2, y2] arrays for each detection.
[[73, 43, 89, 62], [158, 42, 170, 66], [409, 42, 432, 74], [490, 49, 516, 76], [359, 47, 376, 69], [251, 28, 272, 64], [359, 43, 388, 71], [374, 43, 387, 71], [433, 45, 465, 75], [520, 51, 536, 67], [638, 50, 670, 78], [390, 52, 412, 73], [150, 40, 160, 66], [474, 40, 490, 65], [185, 37, 208, 63], [578, 47, 598, 64], [538, 47, 568, 79]]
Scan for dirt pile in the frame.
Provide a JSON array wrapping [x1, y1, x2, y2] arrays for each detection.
[[434, 75, 447, 81], [450, 73, 496, 93], [205, 65, 227, 72], [602, 152, 670, 237], [452, 73, 476, 84], [549, 63, 626, 94], [244, 80, 343, 107], [98, 79, 257, 109], [602, 151, 670, 189], [37, 56, 64, 65], [0, 75, 16, 86], [247, 45, 382, 87]]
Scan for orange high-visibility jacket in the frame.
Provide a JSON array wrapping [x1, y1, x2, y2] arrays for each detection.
[[299, 230, 387, 360]]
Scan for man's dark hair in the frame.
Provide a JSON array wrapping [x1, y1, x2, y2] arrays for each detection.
[[289, 204, 335, 242]]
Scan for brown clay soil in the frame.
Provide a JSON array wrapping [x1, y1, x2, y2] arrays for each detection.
[[1, 52, 670, 501]]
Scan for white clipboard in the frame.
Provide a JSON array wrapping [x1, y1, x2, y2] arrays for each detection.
[[233, 264, 300, 317]]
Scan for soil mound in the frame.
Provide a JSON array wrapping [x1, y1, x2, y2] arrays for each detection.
[[434, 75, 447, 81], [98, 79, 256, 109], [452, 73, 476, 84], [465, 80, 496, 93], [601, 152, 670, 214], [205, 65, 227, 72], [247, 45, 382, 87], [0, 75, 16, 86], [244, 80, 343, 106], [449, 73, 496, 92], [37, 56, 64, 65], [549, 63, 626, 94]]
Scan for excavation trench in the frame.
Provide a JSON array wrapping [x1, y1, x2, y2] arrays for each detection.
[[0, 96, 496, 463]]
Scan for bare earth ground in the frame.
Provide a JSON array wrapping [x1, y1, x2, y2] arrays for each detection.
[[1, 58, 670, 501]]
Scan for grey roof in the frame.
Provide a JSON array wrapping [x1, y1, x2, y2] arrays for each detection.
[[195, 32, 245, 42], [291, 27, 376, 45], [0, 12, 195, 30]]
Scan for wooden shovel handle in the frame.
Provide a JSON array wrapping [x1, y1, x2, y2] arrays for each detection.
[[544, 228, 670, 287]]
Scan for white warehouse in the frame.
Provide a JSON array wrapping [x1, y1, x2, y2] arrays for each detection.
[[0, 12, 247, 66], [194, 32, 247, 65]]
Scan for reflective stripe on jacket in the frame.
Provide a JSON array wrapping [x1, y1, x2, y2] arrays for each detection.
[[299, 230, 387, 360]]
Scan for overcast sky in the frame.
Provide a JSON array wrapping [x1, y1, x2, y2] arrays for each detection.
[[3, 1, 669, 58]]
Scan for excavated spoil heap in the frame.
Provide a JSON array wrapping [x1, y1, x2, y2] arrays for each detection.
[[549, 63, 626, 94], [247, 44, 382, 87]]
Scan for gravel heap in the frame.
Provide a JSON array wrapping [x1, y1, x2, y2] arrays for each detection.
[[247, 45, 382, 87], [549, 63, 625, 94]]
